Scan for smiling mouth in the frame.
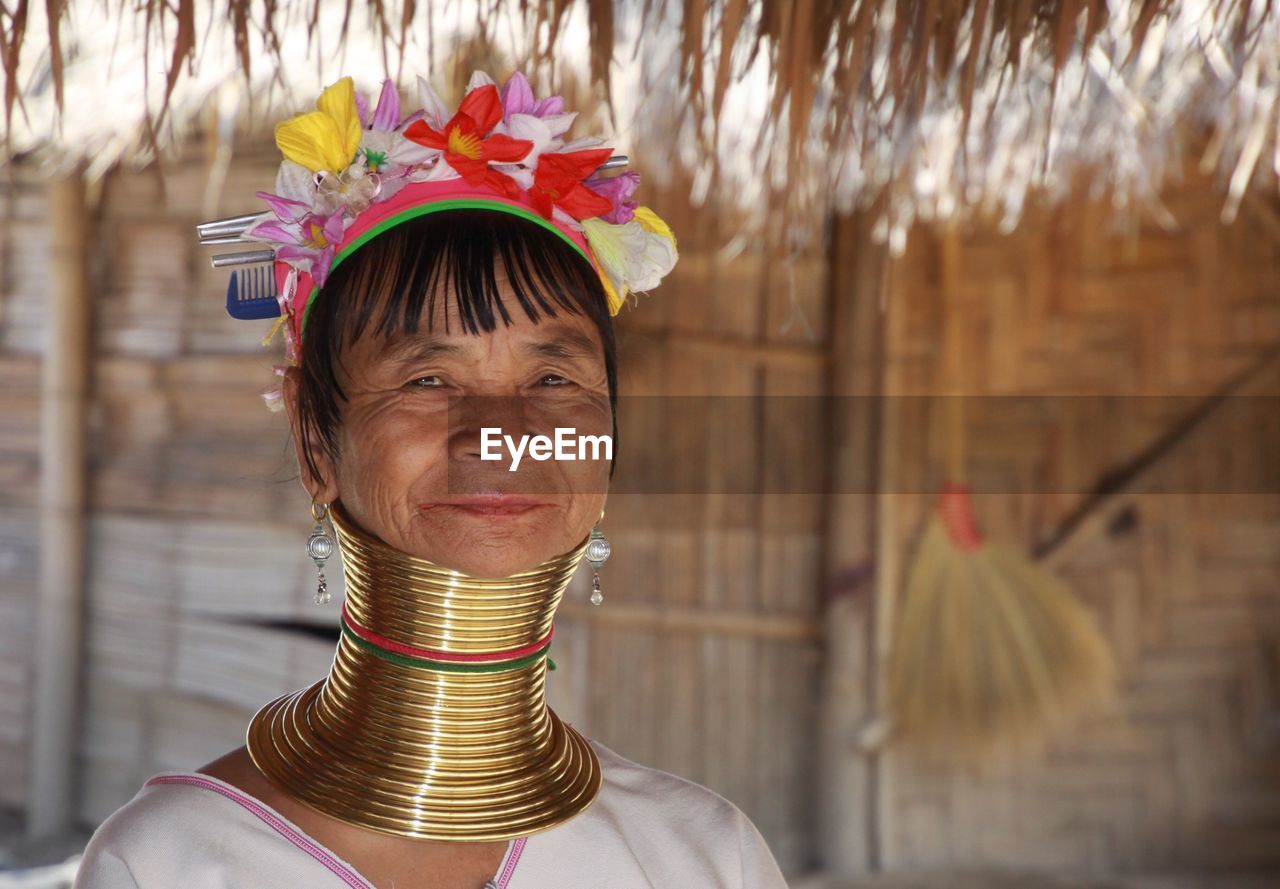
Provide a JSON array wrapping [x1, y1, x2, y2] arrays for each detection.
[[421, 494, 553, 517]]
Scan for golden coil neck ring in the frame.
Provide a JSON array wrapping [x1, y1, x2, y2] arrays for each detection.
[[246, 499, 602, 840]]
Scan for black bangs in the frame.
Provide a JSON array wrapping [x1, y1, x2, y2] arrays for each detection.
[[293, 208, 619, 489], [323, 208, 610, 348]]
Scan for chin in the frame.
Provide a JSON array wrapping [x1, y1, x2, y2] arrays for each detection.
[[411, 509, 579, 578]]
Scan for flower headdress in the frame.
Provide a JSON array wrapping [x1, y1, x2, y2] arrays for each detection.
[[197, 72, 678, 409]]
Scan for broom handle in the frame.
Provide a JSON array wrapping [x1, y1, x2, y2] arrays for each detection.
[[941, 224, 967, 482], [1034, 342, 1280, 564]]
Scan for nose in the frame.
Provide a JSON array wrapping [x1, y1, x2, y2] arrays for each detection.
[[448, 394, 529, 461]]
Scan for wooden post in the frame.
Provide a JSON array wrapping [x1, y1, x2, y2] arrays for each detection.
[[816, 211, 891, 876], [29, 168, 92, 837]]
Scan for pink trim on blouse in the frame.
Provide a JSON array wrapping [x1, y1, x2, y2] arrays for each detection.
[[497, 837, 527, 888], [143, 773, 525, 888]]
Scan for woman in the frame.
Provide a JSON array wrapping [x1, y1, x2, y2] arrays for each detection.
[[73, 73, 790, 888]]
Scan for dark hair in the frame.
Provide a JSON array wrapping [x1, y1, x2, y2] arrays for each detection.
[[294, 209, 618, 488]]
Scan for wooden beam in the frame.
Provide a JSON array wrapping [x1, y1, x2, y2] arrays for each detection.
[[557, 601, 822, 641], [29, 168, 92, 837], [622, 325, 828, 369]]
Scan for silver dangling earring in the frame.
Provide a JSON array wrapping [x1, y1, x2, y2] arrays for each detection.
[[308, 500, 336, 605], [586, 522, 611, 605]]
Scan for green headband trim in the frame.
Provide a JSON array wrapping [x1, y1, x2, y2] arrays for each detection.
[[299, 198, 593, 338]]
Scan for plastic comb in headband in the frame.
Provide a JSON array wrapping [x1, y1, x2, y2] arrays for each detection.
[[224, 265, 281, 320]]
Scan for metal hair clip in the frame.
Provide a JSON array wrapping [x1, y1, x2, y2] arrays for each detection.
[[196, 212, 265, 239], [210, 249, 275, 268], [198, 220, 272, 268]]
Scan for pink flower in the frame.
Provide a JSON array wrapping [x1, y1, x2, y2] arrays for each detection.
[[355, 78, 401, 131], [584, 170, 640, 224], [245, 192, 347, 286], [499, 72, 565, 120]]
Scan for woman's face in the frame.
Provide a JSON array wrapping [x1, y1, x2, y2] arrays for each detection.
[[284, 268, 612, 577]]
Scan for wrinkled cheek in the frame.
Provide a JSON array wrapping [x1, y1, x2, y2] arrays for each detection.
[[543, 443, 609, 543], [549, 445, 610, 499], [527, 398, 613, 493], [343, 414, 452, 509]]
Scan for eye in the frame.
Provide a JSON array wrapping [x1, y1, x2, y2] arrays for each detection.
[[410, 375, 445, 388], [539, 373, 572, 387]]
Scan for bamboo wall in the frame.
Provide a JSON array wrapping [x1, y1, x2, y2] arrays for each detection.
[[0, 178, 44, 809], [854, 177, 1280, 875], [2, 143, 1278, 883]]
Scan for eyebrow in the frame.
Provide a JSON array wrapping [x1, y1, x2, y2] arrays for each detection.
[[379, 337, 464, 364], [380, 327, 599, 362], [520, 329, 600, 361]]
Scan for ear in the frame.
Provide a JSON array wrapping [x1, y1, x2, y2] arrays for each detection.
[[282, 366, 341, 504]]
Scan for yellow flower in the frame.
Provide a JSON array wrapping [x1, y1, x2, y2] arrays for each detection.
[[632, 206, 676, 247], [599, 272, 625, 315], [274, 77, 362, 174]]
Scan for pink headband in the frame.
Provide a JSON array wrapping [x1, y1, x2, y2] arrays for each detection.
[[275, 177, 599, 351]]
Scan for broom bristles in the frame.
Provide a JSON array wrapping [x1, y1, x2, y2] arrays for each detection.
[[888, 515, 1116, 754]]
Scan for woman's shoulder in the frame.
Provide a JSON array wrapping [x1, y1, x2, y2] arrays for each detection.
[[582, 736, 790, 887], [517, 736, 790, 886], [588, 736, 745, 821], [73, 774, 223, 887], [72, 772, 347, 889]]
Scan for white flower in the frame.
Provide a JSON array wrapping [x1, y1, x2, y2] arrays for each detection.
[[494, 113, 556, 166], [629, 228, 678, 291], [465, 71, 496, 91], [581, 217, 652, 295], [581, 207, 679, 310], [414, 76, 451, 130], [275, 160, 316, 205]]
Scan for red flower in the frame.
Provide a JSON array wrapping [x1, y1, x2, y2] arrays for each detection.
[[529, 148, 615, 220], [403, 84, 533, 195]]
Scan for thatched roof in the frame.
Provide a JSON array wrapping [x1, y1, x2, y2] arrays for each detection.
[[4, 1, 1279, 248]]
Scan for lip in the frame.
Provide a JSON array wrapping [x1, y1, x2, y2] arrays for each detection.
[[420, 494, 553, 517]]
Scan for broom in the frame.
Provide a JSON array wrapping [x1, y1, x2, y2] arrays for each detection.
[[886, 227, 1115, 753]]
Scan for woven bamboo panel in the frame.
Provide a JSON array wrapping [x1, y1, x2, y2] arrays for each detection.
[[873, 173, 1280, 873], [0, 178, 48, 809]]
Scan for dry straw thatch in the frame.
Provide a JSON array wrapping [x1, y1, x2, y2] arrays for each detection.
[[3, 1, 1280, 247]]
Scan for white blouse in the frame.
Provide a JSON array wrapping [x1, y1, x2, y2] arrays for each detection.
[[73, 736, 791, 888]]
